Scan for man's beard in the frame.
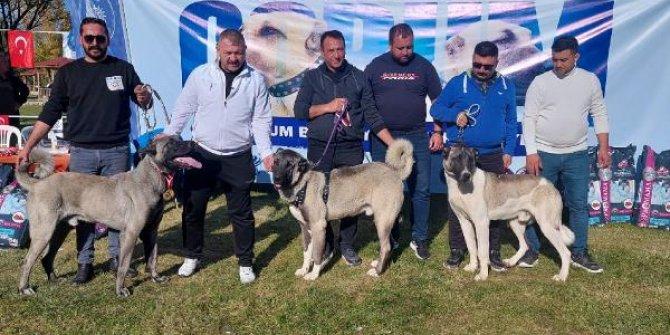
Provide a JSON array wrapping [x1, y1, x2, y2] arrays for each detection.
[[85, 46, 107, 61], [392, 53, 414, 65]]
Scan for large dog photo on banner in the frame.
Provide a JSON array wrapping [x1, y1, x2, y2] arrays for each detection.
[[243, 2, 324, 116], [435, 20, 545, 105]]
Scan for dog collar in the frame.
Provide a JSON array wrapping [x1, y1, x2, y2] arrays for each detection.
[[268, 69, 308, 98], [291, 184, 308, 206], [291, 173, 330, 206], [149, 160, 174, 190]]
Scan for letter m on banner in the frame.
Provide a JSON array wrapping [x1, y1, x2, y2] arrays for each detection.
[[8, 30, 35, 68]]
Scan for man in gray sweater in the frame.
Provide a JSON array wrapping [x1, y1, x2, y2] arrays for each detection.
[[520, 35, 610, 273]]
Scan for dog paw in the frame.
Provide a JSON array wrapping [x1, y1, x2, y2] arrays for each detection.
[[294, 268, 309, 277], [116, 287, 131, 298], [18, 287, 36, 296], [552, 274, 567, 282], [370, 260, 378, 268], [463, 263, 478, 272], [502, 258, 516, 267], [152, 275, 169, 284], [474, 273, 488, 281], [367, 268, 380, 278], [303, 271, 319, 281]]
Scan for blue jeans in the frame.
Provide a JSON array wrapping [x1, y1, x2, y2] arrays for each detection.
[[370, 129, 431, 242], [69, 145, 130, 265], [524, 150, 590, 254]]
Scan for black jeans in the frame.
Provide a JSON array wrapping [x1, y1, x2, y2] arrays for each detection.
[[307, 139, 364, 252], [448, 151, 506, 252], [181, 145, 256, 267]]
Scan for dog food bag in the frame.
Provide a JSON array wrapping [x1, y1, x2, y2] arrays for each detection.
[[635, 146, 670, 229], [0, 181, 30, 248], [588, 147, 605, 226], [609, 145, 636, 223]]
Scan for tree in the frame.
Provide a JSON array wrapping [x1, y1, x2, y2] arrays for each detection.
[[0, 0, 69, 52]]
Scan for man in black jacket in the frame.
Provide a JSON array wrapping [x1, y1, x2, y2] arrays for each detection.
[[0, 52, 29, 130], [294, 30, 394, 266], [18, 17, 152, 284]]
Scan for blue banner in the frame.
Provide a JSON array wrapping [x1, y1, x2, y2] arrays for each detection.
[[64, 0, 670, 191]]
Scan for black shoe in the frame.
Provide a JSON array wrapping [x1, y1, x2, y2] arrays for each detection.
[[340, 248, 362, 267], [443, 249, 465, 269], [518, 250, 539, 268], [489, 250, 507, 272], [390, 236, 400, 251], [571, 251, 604, 273], [72, 263, 94, 285], [410, 240, 430, 260], [107, 257, 138, 278]]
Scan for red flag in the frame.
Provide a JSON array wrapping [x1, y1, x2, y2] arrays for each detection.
[[8, 30, 35, 68]]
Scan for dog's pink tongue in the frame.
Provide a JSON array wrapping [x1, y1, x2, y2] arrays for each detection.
[[174, 157, 202, 169]]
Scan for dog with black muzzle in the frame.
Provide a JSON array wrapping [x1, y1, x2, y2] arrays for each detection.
[[16, 136, 202, 297], [442, 144, 575, 282], [272, 139, 414, 280]]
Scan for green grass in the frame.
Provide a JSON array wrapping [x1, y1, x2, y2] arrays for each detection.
[[18, 104, 42, 128], [1, 192, 668, 334]]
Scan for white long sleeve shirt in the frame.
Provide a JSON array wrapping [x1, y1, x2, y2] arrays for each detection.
[[165, 61, 273, 159], [522, 67, 609, 155]]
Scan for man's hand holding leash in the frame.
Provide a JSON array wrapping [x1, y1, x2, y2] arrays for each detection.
[[135, 84, 153, 109]]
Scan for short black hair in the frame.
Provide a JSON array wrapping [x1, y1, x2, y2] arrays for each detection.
[[320, 30, 345, 49], [552, 35, 579, 53], [389, 23, 413, 44], [79, 17, 109, 36], [219, 28, 246, 46], [474, 41, 498, 58]]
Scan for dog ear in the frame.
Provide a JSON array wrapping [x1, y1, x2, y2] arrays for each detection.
[[139, 142, 157, 157], [442, 146, 451, 159], [298, 158, 310, 173]]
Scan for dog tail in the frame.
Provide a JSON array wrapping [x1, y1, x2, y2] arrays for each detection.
[[559, 225, 575, 246], [16, 148, 55, 191], [385, 139, 414, 180]]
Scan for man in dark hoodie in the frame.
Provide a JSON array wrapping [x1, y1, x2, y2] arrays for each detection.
[[294, 30, 394, 267]]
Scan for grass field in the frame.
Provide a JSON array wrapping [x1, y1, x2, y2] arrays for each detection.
[[1, 191, 668, 334]]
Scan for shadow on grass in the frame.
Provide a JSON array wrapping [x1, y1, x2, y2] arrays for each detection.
[[149, 185, 299, 278]]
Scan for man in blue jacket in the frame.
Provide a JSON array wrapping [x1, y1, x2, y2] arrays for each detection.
[[294, 30, 394, 267], [430, 41, 517, 272]]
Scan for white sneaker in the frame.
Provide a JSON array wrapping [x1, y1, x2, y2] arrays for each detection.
[[239, 266, 256, 284], [178, 258, 200, 277]]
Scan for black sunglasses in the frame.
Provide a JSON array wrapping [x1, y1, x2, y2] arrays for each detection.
[[83, 35, 107, 44], [473, 62, 495, 71]]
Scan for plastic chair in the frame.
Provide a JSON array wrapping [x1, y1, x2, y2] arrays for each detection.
[[0, 125, 22, 148]]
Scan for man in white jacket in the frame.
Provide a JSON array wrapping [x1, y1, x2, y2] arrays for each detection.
[[520, 35, 610, 273], [162, 29, 273, 284]]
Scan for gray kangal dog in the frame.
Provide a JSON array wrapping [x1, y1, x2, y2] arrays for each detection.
[[272, 139, 414, 280], [16, 136, 200, 297], [442, 144, 575, 282]]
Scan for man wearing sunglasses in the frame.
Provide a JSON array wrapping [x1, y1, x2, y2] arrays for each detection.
[[430, 41, 517, 272], [521, 35, 609, 273], [19, 17, 152, 285]]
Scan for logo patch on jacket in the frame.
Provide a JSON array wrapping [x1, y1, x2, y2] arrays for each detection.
[[106, 76, 124, 91]]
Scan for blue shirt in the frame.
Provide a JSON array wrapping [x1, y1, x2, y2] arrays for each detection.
[[430, 72, 517, 155]]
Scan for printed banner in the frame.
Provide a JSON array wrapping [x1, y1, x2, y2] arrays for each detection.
[[64, 0, 670, 190]]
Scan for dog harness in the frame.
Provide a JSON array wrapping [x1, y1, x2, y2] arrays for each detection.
[[291, 172, 330, 206]]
